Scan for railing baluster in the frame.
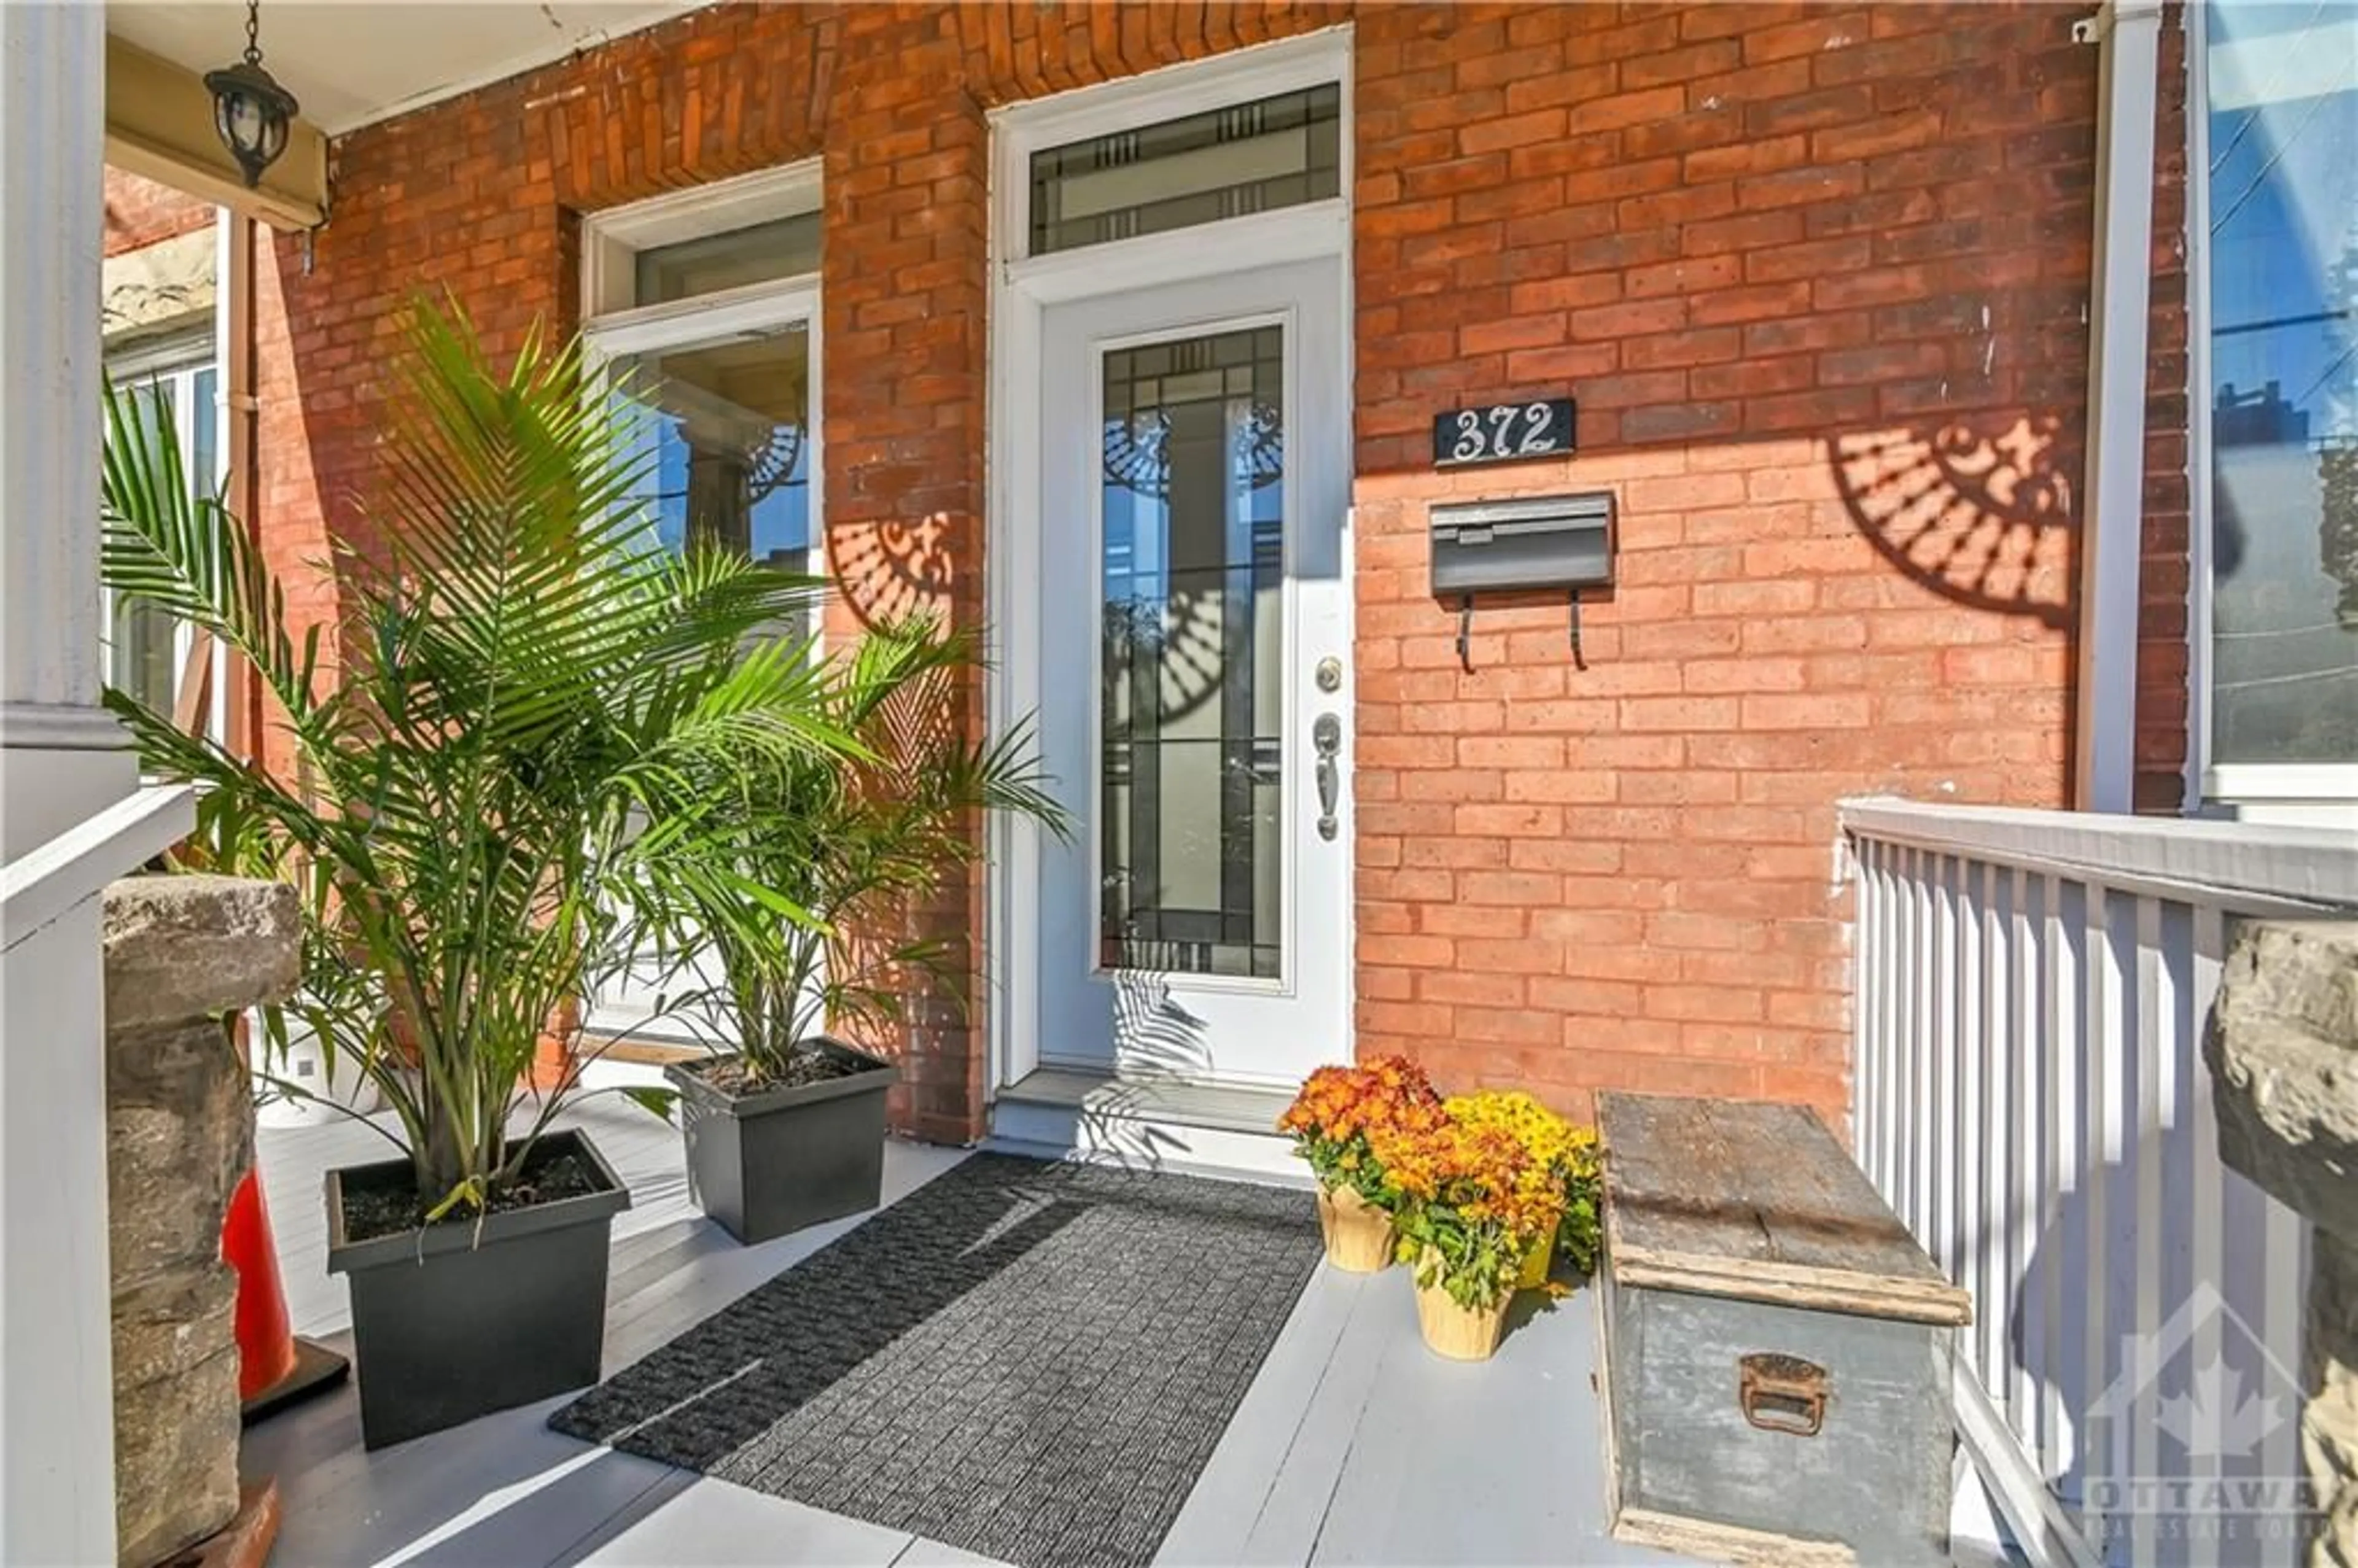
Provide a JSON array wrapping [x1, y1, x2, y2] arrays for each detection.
[[1835, 804, 2346, 1568], [2189, 903, 2227, 1568], [1912, 847, 1938, 1244], [1873, 839, 1899, 1203], [2155, 899, 2200, 1568], [2262, 1199, 2307, 1561], [1958, 858, 1987, 1365], [2049, 873, 2086, 1510], [1886, 842, 1907, 1201], [2220, 1163, 2271, 1530], [1855, 837, 1880, 1185], [2087, 883, 2134, 1535], [2130, 895, 2165, 1567], [1979, 861, 2010, 1410], [2008, 863, 2039, 1444], [1939, 856, 1963, 1276], [1886, 846, 1906, 1213], [1899, 847, 1918, 1238]]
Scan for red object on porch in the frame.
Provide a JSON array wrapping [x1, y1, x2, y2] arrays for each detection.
[[527, 997, 582, 1091], [529, 1031, 576, 1091], [222, 1167, 298, 1401]]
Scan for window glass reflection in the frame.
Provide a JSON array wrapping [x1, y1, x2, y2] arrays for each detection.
[[2205, 1, 2358, 766], [615, 323, 813, 577]]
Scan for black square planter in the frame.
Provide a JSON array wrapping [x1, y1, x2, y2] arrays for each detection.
[[325, 1129, 631, 1450], [666, 1039, 895, 1245]]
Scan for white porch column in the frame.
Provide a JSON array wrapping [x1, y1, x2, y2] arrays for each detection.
[[0, 4, 131, 1565], [2072, 0, 2163, 813], [2, 0, 132, 857]]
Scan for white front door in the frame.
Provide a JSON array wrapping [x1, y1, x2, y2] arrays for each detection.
[[1031, 255, 1350, 1088]]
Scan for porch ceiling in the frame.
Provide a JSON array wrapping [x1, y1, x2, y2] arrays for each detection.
[[106, 1, 699, 136]]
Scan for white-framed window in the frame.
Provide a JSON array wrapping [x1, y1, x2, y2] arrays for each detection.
[[579, 164, 825, 1041], [582, 163, 823, 597], [2190, 1, 2358, 821], [104, 335, 224, 737]]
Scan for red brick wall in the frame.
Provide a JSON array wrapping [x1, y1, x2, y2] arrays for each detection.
[[1352, 2, 2094, 1127], [256, 1, 2106, 1140], [2135, 7, 2194, 813], [104, 166, 212, 257], [254, 1, 1340, 1143]]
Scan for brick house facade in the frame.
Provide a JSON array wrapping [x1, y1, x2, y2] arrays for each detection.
[[104, 168, 212, 258], [137, 2, 2237, 1141]]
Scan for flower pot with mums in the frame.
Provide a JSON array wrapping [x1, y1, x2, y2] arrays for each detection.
[[1278, 1057, 1446, 1272], [1444, 1090, 1600, 1289], [1557, 1125, 1604, 1279], [1372, 1113, 1567, 1362]]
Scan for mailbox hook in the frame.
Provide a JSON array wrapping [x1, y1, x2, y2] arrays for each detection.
[[1568, 590, 1585, 671], [1457, 596, 1474, 674]]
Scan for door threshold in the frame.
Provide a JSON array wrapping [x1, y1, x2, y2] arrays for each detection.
[[1000, 1066, 1294, 1133], [990, 1067, 1306, 1185]]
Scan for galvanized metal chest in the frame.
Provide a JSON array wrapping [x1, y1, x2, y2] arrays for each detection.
[[1595, 1092, 1971, 1566]]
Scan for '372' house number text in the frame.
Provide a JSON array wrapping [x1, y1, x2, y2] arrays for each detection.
[[1432, 398, 1577, 468]]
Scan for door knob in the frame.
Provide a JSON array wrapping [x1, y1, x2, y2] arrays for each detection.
[[1313, 712, 1341, 841]]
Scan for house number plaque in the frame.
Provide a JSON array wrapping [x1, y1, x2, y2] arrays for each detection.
[[1433, 397, 1576, 468]]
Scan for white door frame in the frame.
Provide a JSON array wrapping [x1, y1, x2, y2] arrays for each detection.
[[984, 27, 1355, 1096]]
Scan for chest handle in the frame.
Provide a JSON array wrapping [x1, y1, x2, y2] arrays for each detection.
[[1737, 1352, 1828, 1437]]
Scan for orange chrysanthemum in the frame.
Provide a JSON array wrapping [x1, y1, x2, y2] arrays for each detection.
[[1277, 1055, 1443, 1205]]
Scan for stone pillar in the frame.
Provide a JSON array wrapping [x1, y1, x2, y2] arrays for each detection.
[[2206, 919, 2358, 1568], [103, 875, 298, 1568]]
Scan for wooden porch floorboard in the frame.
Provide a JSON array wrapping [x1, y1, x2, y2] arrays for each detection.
[[241, 1093, 1694, 1568]]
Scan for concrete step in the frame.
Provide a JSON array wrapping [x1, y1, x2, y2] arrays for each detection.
[[988, 1066, 1307, 1185]]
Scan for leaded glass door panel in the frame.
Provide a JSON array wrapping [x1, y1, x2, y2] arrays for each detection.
[[1035, 258, 1348, 1087]]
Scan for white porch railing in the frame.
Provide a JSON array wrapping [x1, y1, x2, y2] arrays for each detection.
[[0, 780, 193, 1566], [1842, 798, 2358, 1568]]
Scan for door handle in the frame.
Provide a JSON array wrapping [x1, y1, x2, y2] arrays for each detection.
[[1313, 713, 1341, 842]]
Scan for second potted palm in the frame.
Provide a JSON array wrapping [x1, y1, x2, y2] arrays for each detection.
[[653, 624, 1065, 1244]]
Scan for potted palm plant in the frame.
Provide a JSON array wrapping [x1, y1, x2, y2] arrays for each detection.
[[99, 301, 854, 1448], [647, 622, 1066, 1244]]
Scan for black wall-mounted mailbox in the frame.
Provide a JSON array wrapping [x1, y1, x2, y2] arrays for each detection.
[[1429, 491, 1615, 597]]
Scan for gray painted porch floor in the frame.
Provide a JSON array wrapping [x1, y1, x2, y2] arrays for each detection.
[[243, 1092, 1694, 1568]]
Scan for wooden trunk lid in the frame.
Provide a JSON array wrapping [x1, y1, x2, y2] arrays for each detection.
[[1598, 1092, 1971, 1327]]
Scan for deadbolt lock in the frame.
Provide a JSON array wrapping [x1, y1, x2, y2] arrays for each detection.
[[1315, 656, 1342, 693]]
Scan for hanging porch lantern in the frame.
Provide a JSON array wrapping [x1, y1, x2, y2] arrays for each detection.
[[204, 0, 300, 189]]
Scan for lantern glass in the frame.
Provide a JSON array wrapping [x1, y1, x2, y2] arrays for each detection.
[[217, 91, 260, 152], [204, 59, 297, 188]]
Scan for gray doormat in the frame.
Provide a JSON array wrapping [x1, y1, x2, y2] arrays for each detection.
[[550, 1152, 1321, 1568]]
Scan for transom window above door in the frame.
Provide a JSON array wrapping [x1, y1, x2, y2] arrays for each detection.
[[1025, 80, 1342, 257]]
